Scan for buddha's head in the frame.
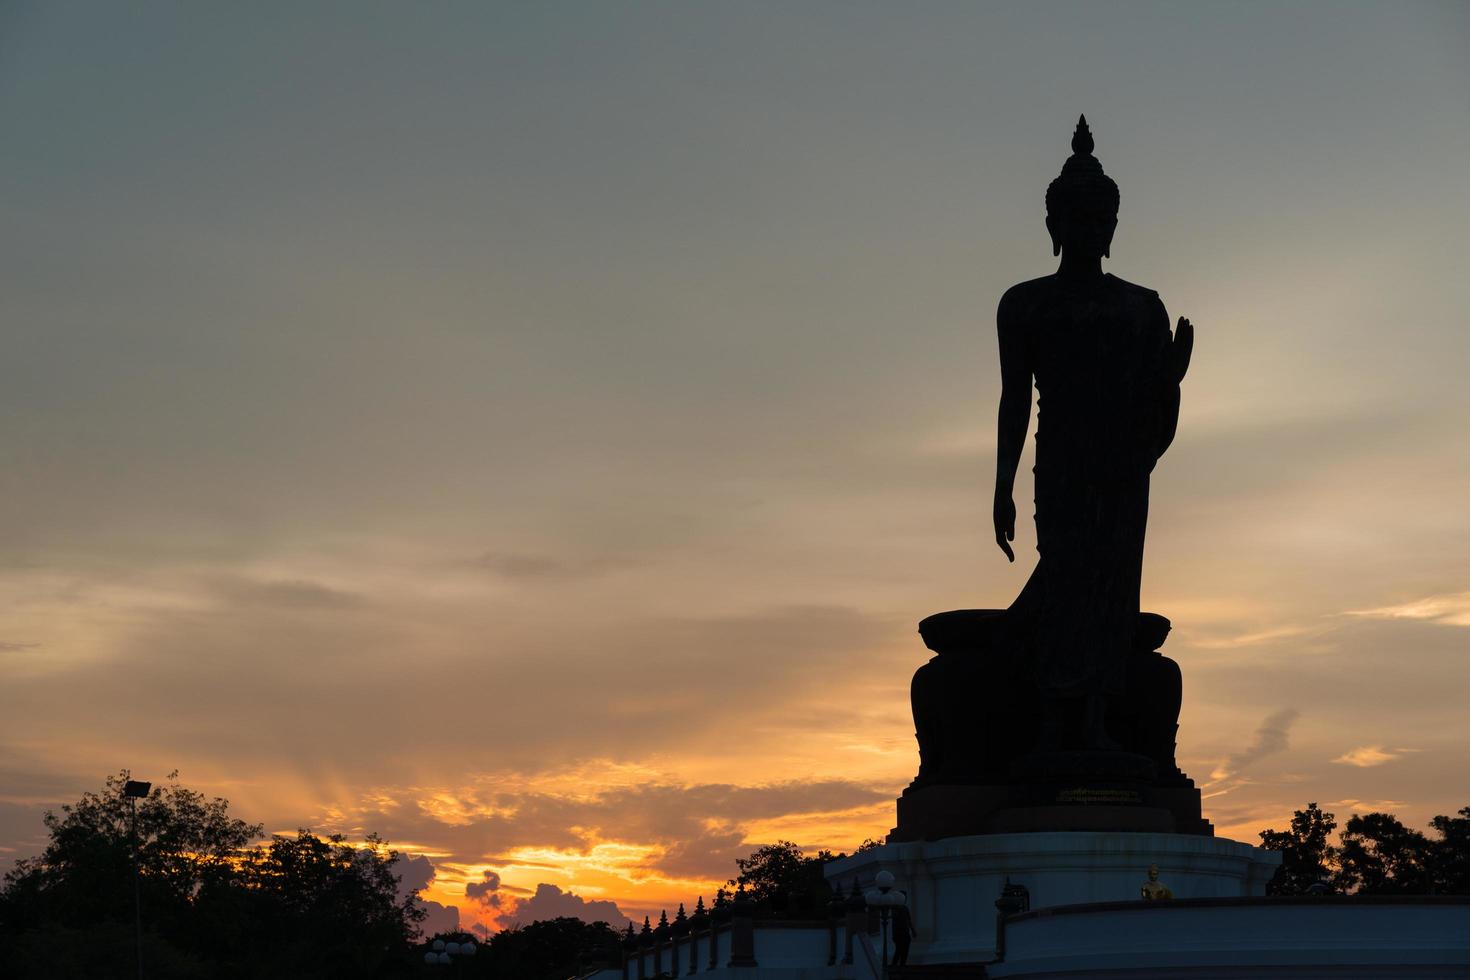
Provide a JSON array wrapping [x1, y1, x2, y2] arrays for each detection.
[[1046, 115, 1119, 260], [1147, 863, 1160, 881]]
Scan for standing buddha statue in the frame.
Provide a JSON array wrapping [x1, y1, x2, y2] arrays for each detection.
[[992, 116, 1194, 751]]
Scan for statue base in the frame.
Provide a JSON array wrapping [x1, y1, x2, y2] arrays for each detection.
[[825, 831, 1280, 965], [891, 775, 1212, 842], [902, 605, 1212, 841]]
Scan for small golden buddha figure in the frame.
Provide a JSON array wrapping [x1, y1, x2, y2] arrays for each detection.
[[1140, 863, 1173, 901]]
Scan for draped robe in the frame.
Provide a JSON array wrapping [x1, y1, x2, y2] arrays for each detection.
[[1002, 273, 1176, 697]]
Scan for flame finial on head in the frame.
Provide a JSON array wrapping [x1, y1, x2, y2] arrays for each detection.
[[1047, 113, 1118, 216], [1072, 114, 1094, 156]]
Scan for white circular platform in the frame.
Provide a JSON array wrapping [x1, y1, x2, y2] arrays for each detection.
[[825, 830, 1280, 964]]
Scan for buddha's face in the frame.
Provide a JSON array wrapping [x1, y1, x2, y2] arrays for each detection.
[[1046, 205, 1118, 260], [1148, 864, 1160, 880]]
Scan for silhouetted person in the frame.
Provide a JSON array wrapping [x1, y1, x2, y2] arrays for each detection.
[[890, 903, 915, 965], [994, 116, 1193, 750]]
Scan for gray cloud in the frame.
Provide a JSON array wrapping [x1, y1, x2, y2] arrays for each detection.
[[655, 827, 749, 880], [419, 901, 460, 938], [0, 802, 53, 876], [0, 592, 905, 788], [394, 853, 460, 938], [308, 777, 890, 877], [208, 577, 363, 610], [1190, 618, 1470, 719], [465, 870, 503, 907], [394, 854, 436, 895], [494, 883, 631, 932], [0, 751, 94, 804], [1215, 708, 1299, 781]]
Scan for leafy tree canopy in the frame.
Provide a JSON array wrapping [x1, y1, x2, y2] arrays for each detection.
[[1260, 802, 1470, 896], [417, 918, 622, 978], [1259, 801, 1340, 895], [1, 771, 426, 979], [478, 917, 622, 978], [720, 840, 842, 917]]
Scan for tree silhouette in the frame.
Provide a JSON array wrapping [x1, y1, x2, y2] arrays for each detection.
[[2, 770, 259, 932], [0, 771, 426, 978], [727, 840, 837, 917], [237, 830, 425, 975], [1427, 807, 1470, 894], [1261, 802, 1470, 896], [471, 916, 621, 978], [1258, 802, 1340, 895], [1338, 812, 1432, 895], [1339, 806, 1470, 896]]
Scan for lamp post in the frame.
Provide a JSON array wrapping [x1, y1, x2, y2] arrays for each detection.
[[423, 936, 477, 966], [863, 870, 907, 977], [994, 877, 1030, 961], [122, 779, 151, 980]]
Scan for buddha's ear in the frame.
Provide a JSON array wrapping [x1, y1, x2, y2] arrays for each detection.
[[1045, 214, 1061, 257], [1103, 216, 1118, 259]]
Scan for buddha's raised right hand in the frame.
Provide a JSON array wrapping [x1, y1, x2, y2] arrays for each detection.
[[1169, 317, 1194, 384]]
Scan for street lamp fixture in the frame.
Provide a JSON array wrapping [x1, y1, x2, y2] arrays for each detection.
[[864, 870, 908, 976], [424, 937, 478, 966]]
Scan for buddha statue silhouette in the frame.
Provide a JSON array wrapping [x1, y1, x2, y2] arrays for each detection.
[[993, 116, 1194, 753]]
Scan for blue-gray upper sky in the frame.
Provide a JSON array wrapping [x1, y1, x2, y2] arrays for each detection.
[[2, 1, 1468, 928]]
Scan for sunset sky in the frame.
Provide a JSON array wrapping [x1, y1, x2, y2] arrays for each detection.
[[3, 1, 1469, 937]]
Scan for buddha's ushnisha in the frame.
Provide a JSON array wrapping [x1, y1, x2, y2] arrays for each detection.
[[993, 116, 1194, 749]]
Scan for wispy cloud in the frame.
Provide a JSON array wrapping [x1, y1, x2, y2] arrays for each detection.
[[1347, 592, 1470, 627], [1189, 623, 1325, 650], [1331, 745, 1417, 768], [1328, 799, 1406, 814], [210, 577, 364, 610], [1209, 708, 1299, 784]]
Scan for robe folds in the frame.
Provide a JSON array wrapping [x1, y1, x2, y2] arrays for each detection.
[[1003, 273, 1174, 697]]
